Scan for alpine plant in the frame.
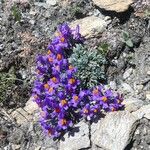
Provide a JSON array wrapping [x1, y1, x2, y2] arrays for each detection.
[[32, 23, 124, 138]]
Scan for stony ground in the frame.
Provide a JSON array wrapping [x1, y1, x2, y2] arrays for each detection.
[[0, 0, 150, 150]]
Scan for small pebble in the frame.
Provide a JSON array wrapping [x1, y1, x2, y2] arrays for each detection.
[[146, 91, 150, 100], [147, 71, 150, 76], [123, 68, 133, 79]]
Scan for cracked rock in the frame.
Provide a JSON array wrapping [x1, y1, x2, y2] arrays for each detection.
[[91, 111, 139, 150], [59, 121, 90, 150], [123, 97, 144, 112], [10, 97, 39, 125], [132, 104, 150, 120]]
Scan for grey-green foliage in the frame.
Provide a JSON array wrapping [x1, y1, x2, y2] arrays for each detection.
[[0, 68, 16, 102], [69, 44, 107, 89], [144, 9, 150, 17], [122, 31, 133, 48], [98, 43, 109, 56], [12, 4, 21, 22]]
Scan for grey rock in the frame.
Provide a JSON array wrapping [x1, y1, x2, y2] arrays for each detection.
[[132, 104, 150, 120], [59, 121, 90, 150], [123, 97, 144, 112], [0, 44, 4, 51], [91, 111, 139, 150], [8, 129, 24, 144], [92, 0, 134, 12], [109, 81, 117, 90], [70, 16, 108, 38], [34, 2, 48, 8], [11, 144, 21, 150], [29, 19, 35, 25], [10, 97, 39, 125], [147, 71, 150, 76], [123, 68, 133, 79], [46, 0, 57, 6], [121, 83, 134, 93], [18, 69, 27, 79], [146, 91, 150, 100]]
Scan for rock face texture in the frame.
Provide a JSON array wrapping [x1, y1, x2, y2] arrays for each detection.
[[10, 97, 39, 125], [132, 104, 150, 120], [91, 111, 139, 150], [92, 0, 134, 12], [70, 16, 107, 38], [123, 97, 144, 112], [59, 121, 90, 150]]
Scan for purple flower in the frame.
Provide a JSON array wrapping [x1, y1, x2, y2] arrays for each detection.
[[72, 25, 84, 43], [58, 118, 73, 130], [32, 23, 124, 139], [58, 23, 71, 38], [59, 99, 69, 110]]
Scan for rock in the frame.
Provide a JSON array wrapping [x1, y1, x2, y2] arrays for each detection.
[[59, 121, 90, 150], [134, 84, 143, 91], [132, 104, 150, 120], [92, 0, 134, 12], [24, 97, 39, 114], [70, 16, 108, 38], [0, 44, 4, 51], [34, 2, 48, 8], [109, 81, 117, 90], [123, 97, 144, 112], [46, 0, 57, 6], [10, 97, 39, 125], [147, 71, 150, 76], [11, 144, 21, 150], [123, 68, 133, 79], [146, 91, 150, 100], [8, 129, 24, 144], [35, 146, 41, 150], [121, 83, 134, 93], [11, 108, 30, 125], [91, 111, 139, 150]]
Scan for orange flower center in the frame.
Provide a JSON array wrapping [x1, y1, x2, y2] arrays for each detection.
[[56, 54, 62, 60], [94, 109, 98, 113], [69, 78, 75, 84], [60, 37, 65, 43], [117, 99, 121, 103], [61, 119, 67, 125], [33, 94, 38, 99], [44, 83, 49, 89], [48, 129, 52, 136], [69, 65, 74, 70], [93, 89, 99, 95], [52, 77, 57, 83], [73, 95, 79, 102], [102, 96, 107, 102], [48, 57, 53, 62], [47, 50, 51, 55], [48, 87, 53, 93], [111, 107, 116, 112], [61, 99, 67, 106], [83, 109, 88, 114]]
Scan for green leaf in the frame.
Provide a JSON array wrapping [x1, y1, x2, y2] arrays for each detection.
[[12, 5, 21, 22], [126, 39, 133, 47], [122, 31, 129, 41]]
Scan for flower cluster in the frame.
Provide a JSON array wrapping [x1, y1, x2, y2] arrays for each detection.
[[32, 23, 124, 138]]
